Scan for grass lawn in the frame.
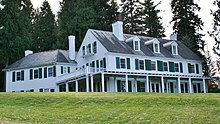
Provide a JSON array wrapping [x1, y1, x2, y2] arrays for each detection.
[[0, 93, 219, 124]]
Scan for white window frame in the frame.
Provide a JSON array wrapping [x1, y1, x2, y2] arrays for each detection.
[[172, 45, 178, 55], [151, 61, 156, 70], [48, 67, 53, 77], [163, 62, 168, 71], [133, 40, 140, 51], [120, 58, 126, 69], [139, 60, 145, 70], [174, 63, 179, 72], [153, 43, 160, 53]]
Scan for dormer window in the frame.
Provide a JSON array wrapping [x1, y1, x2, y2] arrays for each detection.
[[134, 41, 140, 51], [145, 38, 160, 53], [132, 36, 140, 51], [172, 45, 178, 55], [154, 43, 160, 53]]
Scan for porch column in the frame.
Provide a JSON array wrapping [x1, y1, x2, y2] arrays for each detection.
[[161, 76, 165, 93], [91, 75, 94, 92], [101, 73, 105, 92], [86, 76, 89, 92], [166, 82, 169, 93], [189, 78, 192, 93], [114, 76, 117, 92], [125, 75, 129, 92], [203, 77, 206, 93], [66, 83, 69, 92], [178, 77, 181, 93], [75, 80, 78, 92], [134, 77, 137, 92], [145, 76, 149, 92], [149, 80, 152, 92]]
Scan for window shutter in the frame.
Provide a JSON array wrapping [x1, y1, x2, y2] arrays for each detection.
[[116, 57, 120, 69], [169, 62, 175, 72], [157, 61, 163, 71], [44, 67, 47, 78], [53, 66, 56, 77], [135, 59, 139, 70], [68, 67, 70, 73], [39, 68, 42, 79], [126, 58, 131, 69], [12, 72, 15, 82], [21, 71, 24, 81], [180, 63, 183, 73], [196, 64, 199, 74], [103, 58, 106, 68], [117, 80, 121, 92], [61, 66, 63, 74], [188, 63, 191, 73], [30, 69, 33, 80], [145, 60, 151, 70]]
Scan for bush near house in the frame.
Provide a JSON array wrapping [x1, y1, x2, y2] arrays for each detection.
[[0, 93, 219, 124]]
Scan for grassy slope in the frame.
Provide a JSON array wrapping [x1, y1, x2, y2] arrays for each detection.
[[0, 93, 219, 124]]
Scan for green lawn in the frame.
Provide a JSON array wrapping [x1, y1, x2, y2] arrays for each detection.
[[0, 93, 219, 124]]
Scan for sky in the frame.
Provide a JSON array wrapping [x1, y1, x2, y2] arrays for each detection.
[[31, 0, 216, 52]]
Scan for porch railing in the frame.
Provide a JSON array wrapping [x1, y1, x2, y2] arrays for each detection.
[[57, 67, 106, 83]]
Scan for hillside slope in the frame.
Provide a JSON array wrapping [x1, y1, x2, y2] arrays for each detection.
[[0, 93, 219, 124]]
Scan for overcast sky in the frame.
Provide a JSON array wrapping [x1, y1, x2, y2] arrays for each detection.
[[31, 0, 216, 52]]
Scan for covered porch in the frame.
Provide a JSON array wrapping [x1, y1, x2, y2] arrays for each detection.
[[57, 72, 208, 93]]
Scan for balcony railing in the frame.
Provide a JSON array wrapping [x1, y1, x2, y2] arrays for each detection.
[[57, 67, 106, 83]]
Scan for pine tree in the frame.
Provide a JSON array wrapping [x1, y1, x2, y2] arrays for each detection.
[[32, 0, 57, 52], [0, 0, 34, 91], [57, 0, 118, 50], [121, 0, 143, 34], [0, 0, 33, 66], [140, 0, 165, 37], [171, 0, 204, 53], [210, 0, 220, 55]]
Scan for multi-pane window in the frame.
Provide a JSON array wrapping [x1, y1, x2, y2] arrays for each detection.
[[188, 63, 195, 73], [163, 62, 168, 71], [174, 63, 179, 72], [120, 58, 126, 69], [139, 60, 144, 70], [87, 44, 91, 54], [172, 45, 177, 55], [48, 67, 53, 77], [34, 69, 39, 79], [151, 61, 156, 70], [154, 43, 159, 53], [17, 72, 21, 81], [134, 41, 139, 51], [93, 41, 97, 54]]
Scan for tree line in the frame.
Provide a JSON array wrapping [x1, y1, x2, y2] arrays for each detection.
[[0, 0, 219, 91]]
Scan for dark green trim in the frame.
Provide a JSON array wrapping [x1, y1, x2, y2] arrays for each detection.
[[169, 62, 175, 72], [30, 69, 33, 80], [180, 63, 183, 73], [44, 67, 47, 78], [157, 61, 163, 71], [12, 72, 15, 82], [126, 58, 131, 69], [135, 59, 139, 70], [188, 63, 191, 73], [145, 60, 151, 70], [21, 71, 24, 81], [53, 66, 56, 77], [196, 64, 199, 74], [116, 57, 120, 69], [39, 68, 42, 79]]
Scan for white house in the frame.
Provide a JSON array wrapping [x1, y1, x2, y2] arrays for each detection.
[[4, 20, 208, 93]]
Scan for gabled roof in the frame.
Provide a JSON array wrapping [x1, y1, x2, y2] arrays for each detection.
[[90, 29, 201, 61], [5, 50, 77, 70]]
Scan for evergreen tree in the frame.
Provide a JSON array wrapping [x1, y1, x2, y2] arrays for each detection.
[[171, 0, 204, 53], [210, 0, 220, 55], [140, 0, 165, 37], [0, 0, 34, 91], [32, 0, 56, 52], [57, 0, 118, 50], [121, 0, 143, 34]]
